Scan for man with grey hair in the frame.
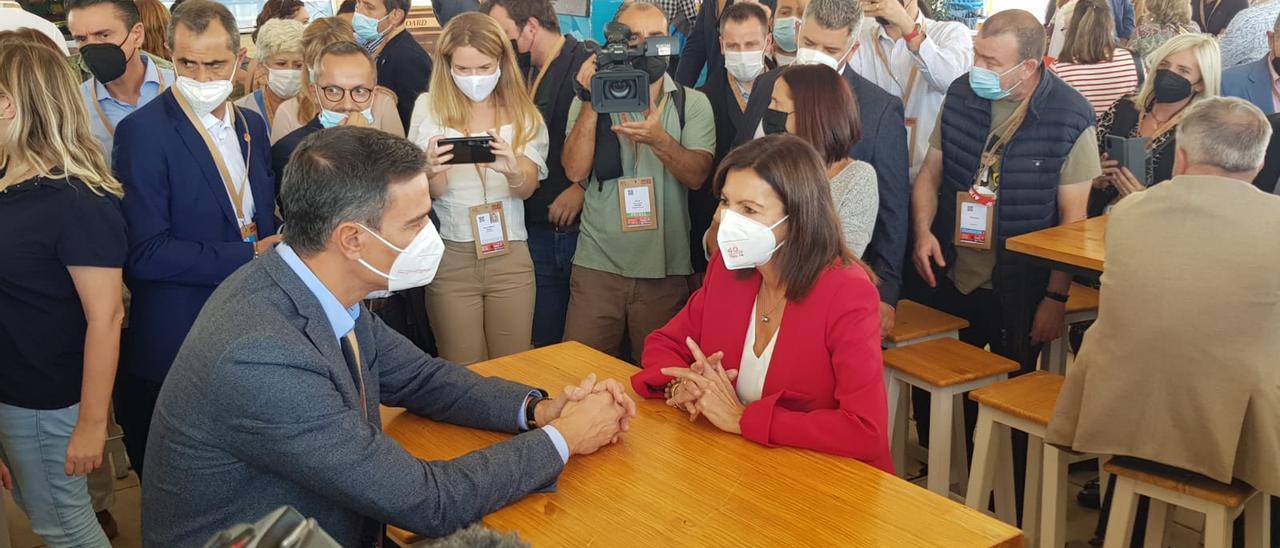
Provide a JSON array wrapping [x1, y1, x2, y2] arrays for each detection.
[[143, 127, 636, 547], [1048, 96, 1280, 542], [734, 0, 910, 337], [112, 0, 278, 476], [1221, 8, 1280, 114]]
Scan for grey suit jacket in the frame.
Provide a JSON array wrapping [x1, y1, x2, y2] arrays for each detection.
[[141, 249, 564, 547]]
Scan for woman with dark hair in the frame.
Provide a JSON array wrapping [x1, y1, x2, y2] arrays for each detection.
[[634, 134, 891, 468], [758, 64, 877, 255]]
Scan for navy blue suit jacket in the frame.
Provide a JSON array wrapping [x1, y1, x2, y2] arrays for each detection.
[[113, 90, 278, 382], [378, 30, 434, 129], [1222, 57, 1275, 115], [735, 66, 909, 305]]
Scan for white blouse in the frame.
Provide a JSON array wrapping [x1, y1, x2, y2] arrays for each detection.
[[407, 93, 550, 243], [736, 298, 780, 404]]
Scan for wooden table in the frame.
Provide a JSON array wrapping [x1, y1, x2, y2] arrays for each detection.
[[1005, 216, 1107, 276], [385, 342, 1024, 547]]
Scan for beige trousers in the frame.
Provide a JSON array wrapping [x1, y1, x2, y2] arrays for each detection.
[[424, 240, 535, 365], [563, 265, 690, 364]]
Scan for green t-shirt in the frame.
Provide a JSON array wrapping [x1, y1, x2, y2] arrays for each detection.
[[565, 76, 717, 279], [928, 97, 1102, 294]]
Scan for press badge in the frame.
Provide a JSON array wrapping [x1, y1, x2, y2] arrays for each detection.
[[618, 177, 658, 232], [469, 202, 510, 259], [240, 221, 259, 244], [954, 189, 994, 250]]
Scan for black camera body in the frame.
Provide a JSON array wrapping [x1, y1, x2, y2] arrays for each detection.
[[584, 22, 679, 113]]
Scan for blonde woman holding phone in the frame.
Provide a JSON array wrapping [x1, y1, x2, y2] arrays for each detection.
[[408, 12, 549, 364]]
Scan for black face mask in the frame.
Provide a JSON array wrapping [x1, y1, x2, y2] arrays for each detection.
[[634, 55, 669, 84], [763, 108, 789, 135], [1152, 69, 1196, 103], [511, 39, 533, 73], [80, 36, 135, 84]]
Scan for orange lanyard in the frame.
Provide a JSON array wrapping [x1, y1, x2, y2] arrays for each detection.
[[527, 36, 566, 95], [91, 69, 168, 136], [872, 30, 920, 106], [173, 89, 253, 223]]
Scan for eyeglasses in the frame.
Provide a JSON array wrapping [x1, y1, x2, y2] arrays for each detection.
[[318, 85, 373, 103]]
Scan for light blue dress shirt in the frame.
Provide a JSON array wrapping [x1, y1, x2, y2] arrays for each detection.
[[276, 243, 569, 462], [79, 56, 173, 167]]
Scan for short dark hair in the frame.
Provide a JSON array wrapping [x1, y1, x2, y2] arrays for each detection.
[[719, 2, 768, 33], [253, 0, 305, 39], [168, 0, 240, 53], [780, 64, 861, 165], [281, 127, 428, 255], [979, 8, 1046, 62], [311, 40, 373, 78], [713, 135, 870, 300], [337, 0, 357, 14], [382, 0, 411, 18], [479, 0, 561, 33], [66, 0, 142, 32]]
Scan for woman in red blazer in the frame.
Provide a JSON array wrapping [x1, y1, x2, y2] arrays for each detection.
[[631, 135, 892, 472]]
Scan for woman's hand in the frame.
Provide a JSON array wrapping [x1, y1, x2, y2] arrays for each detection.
[[484, 129, 521, 177], [424, 135, 454, 177], [693, 363, 744, 434], [1106, 165, 1146, 197], [1093, 154, 1118, 189], [65, 420, 106, 476]]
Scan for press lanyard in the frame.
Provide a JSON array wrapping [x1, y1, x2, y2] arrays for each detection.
[[1198, 0, 1218, 28], [872, 30, 920, 107], [91, 69, 169, 136], [975, 93, 1032, 191], [527, 35, 566, 95], [173, 89, 254, 225], [1137, 107, 1185, 150]]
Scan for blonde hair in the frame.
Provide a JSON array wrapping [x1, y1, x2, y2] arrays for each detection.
[[0, 42, 121, 197], [428, 12, 540, 150], [135, 0, 172, 58], [1135, 33, 1221, 108], [1142, 0, 1193, 28], [296, 17, 357, 123], [1061, 0, 1116, 64], [254, 18, 305, 61]]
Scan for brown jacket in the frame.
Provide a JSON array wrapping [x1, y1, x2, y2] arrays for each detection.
[[1046, 174, 1280, 495]]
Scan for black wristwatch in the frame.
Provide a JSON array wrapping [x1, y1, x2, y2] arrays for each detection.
[[1045, 291, 1069, 303], [525, 394, 550, 428]]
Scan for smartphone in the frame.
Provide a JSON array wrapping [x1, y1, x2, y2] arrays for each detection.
[[439, 136, 496, 165], [1104, 135, 1148, 187]]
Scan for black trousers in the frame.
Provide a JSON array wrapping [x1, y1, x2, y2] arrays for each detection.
[[114, 368, 164, 478]]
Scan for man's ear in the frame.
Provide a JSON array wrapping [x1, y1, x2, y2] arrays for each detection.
[[335, 222, 367, 260], [391, 7, 407, 27]]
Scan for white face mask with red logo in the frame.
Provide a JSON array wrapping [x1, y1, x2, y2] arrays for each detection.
[[716, 209, 788, 270]]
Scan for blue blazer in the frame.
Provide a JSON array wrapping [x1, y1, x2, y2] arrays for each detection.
[[1222, 57, 1275, 115], [113, 90, 277, 382]]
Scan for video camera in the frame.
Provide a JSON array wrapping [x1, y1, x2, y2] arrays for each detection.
[[582, 22, 679, 113]]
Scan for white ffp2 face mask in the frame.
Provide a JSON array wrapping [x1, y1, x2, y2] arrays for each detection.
[[724, 49, 766, 83], [356, 222, 446, 298], [794, 47, 842, 71], [452, 67, 502, 102], [267, 68, 304, 98], [717, 209, 788, 270], [174, 64, 237, 116]]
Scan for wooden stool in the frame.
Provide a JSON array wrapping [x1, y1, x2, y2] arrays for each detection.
[[387, 525, 418, 547], [884, 300, 969, 349], [884, 338, 1018, 496], [1103, 457, 1271, 548], [966, 371, 1089, 548], [1040, 283, 1099, 375]]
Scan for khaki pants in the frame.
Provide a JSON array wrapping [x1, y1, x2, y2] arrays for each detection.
[[424, 240, 535, 364], [563, 265, 690, 364]]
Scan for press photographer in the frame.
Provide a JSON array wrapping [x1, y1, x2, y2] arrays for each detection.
[[578, 20, 679, 113], [560, 0, 716, 363]]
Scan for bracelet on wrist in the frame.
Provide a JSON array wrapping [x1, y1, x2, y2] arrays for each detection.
[[1044, 291, 1069, 303]]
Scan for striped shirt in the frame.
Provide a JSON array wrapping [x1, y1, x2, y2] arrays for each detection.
[[1052, 48, 1140, 117]]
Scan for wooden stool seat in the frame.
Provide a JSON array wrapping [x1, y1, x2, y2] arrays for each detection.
[[1065, 283, 1099, 314], [388, 525, 418, 546], [1104, 457, 1255, 508], [886, 300, 969, 345], [884, 338, 1019, 388], [968, 371, 1064, 428]]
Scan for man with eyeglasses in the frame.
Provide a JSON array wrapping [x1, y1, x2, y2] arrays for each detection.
[[272, 41, 383, 181]]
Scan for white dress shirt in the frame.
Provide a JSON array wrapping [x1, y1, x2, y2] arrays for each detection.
[[849, 15, 973, 180], [407, 93, 550, 243], [735, 298, 780, 405], [199, 106, 256, 225]]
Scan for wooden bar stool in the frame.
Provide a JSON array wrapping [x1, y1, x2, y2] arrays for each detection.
[[884, 300, 969, 349], [966, 371, 1090, 548], [1040, 283, 1099, 375], [884, 338, 1018, 497], [1103, 457, 1271, 548]]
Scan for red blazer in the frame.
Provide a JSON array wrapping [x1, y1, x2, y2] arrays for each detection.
[[633, 254, 892, 473]]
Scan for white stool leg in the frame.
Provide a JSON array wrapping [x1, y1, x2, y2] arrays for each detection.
[[887, 375, 907, 476], [926, 388, 954, 495], [1022, 436, 1042, 545], [1203, 504, 1233, 548], [1244, 494, 1270, 548], [993, 427, 1017, 525], [1043, 337, 1067, 376], [1103, 477, 1140, 548], [966, 407, 998, 513], [950, 393, 969, 497], [1039, 444, 1068, 548], [1142, 500, 1169, 548]]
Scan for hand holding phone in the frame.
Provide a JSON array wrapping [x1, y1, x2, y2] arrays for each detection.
[[439, 136, 496, 165], [1104, 135, 1148, 187]]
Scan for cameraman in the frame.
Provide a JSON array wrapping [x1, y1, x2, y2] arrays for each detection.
[[482, 0, 593, 348], [561, 1, 716, 363]]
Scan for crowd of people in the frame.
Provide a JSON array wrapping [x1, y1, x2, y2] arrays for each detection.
[[0, 0, 1278, 545]]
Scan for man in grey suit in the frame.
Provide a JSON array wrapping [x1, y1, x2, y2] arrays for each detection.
[[141, 127, 636, 547]]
